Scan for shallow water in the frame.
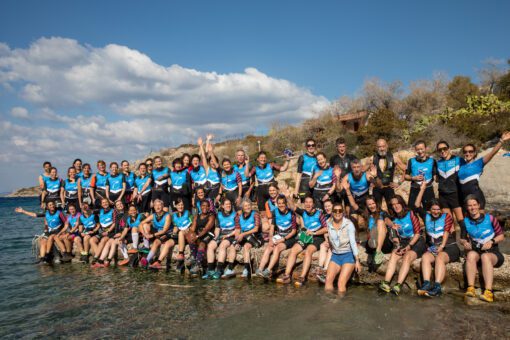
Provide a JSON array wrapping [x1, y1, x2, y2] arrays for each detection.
[[1, 197, 509, 339]]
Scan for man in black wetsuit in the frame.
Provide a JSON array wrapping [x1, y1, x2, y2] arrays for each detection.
[[329, 137, 357, 205]]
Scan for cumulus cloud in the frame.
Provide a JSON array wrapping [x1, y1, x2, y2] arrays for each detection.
[[10, 106, 29, 118], [0, 37, 329, 190]]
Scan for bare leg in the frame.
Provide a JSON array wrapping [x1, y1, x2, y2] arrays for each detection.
[[207, 240, 218, 263], [376, 223, 387, 253], [258, 244, 274, 270], [74, 237, 83, 254], [420, 252, 435, 282], [338, 263, 355, 293], [481, 253, 498, 290], [325, 261, 341, 291], [465, 251, 480, 287], [268, 243, 287, 271], [384, 251, 401, 282], [243, 243, 252, 263], [39, 238, 47, 258], [300, 245, 318, 279], [284, 244, 304, 276], [434, 252, 450, 283], [217, 240, 231, 263], [318, 242, 328, 268], [397, 251, 418, 284], [158, 240, 175, 262]]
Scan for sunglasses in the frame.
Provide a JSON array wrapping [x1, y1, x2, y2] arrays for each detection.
[[333, 209, 343, 213], [437, 147, 448, 152], [306, 144, 316, 147], [463, 150, 475, 154], [146, 163, 153, 166]]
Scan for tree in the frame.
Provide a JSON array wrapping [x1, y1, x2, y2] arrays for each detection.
[[446, 75, 479, 109], [494, 59, 510, 101]]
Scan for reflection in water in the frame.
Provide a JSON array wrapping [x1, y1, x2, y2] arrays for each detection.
[[0, 198, 509, 338]]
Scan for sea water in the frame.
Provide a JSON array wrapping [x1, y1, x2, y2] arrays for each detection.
[[0, 197, 509, 339]]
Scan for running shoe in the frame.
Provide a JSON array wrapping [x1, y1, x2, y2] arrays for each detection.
[[425, 283, 442, 297], [294, 277, 305, 287], [221, 268, 236, 279], [128, 248, 138, 254], [211, 271, 222, 280], [255, 269, 263, 277], [464, 286, 476, 298], [374, 251, 384, 265], [176, 253, 185, 261], [118, 258, 130, 266], [276, 274, 291, 284], [149, 261, 162, 269], [103, 261, 110, 268], [391, 283, 402, 296], [261, 269, 271, 279], [379, 280, 391, 293], [316, 273, 326, 284], [241, 268, 250, 278], [417, 281, 432, 296], [189, 264, 200, 276], [202, 270, 215, 280], [91, 262, 103, 269], [479, 289, 494, 303], [139, 257, 149, 268]]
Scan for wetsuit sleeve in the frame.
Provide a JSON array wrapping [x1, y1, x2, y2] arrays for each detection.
[[59, 211, 66, 224], [235, 172, 242, 185], [254, 212, 261, 230], [490, 215, 504, 236], [291, 213, 297, 230], [234, 214, 241, 230], [319, 212, 327, 228], [410, 211, 421, 234], [445, 213, 454, 233], [405, 159, 412, 175], [348, 222, 359, 257], [329, 155, 337, 168], [432, 159, 438, 177], [297, 155, 304, 173], [249, 167, 256, 178], [295, 207, 304, 216]]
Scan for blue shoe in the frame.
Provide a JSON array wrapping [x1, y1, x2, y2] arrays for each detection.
[[202, 270, 214, 280], [221, 268, 236, 279], [425, 283, 442, 297], [241, 268, 250, 278], [211, 271, 222, 280], [417, 281, 431, 296]]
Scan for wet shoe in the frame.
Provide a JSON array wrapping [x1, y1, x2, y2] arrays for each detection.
[[241, 268, 250, 279], [103, 261, 110, 268], [479, 289, 494, 303], [139, 257, 149, 268], [91, 262, 103, 268], [189, 264, 200, 276], [374, 251, 384, 265], [128, 248, 138, 254], [185, 257, 196, 268], [176, 253, 185, 261], [149, 261, 162, 269], [118, 258, 130, 266], [221, 268, 236, 279], [425, 283, 442, 297], [211, 271, 222, 280], [255, 269, 263, 278], [261, 269, 271, 279], [276, 274, 291, 284], [417, 281, 432, 296], [464, 286, 476, 298], [202, 270, 215, 280], [316, 273, 326, 284], [294, 277, 305, 287], [379, 281, 391, 293], [391, 283, 402, 296]]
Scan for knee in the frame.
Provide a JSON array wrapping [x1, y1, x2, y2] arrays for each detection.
[[466, 251, 478, 263]]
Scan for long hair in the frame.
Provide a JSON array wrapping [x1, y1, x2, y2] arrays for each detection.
[[388, 195, 409, 219]]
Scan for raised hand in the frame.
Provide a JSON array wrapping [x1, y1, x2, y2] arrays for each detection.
[[197, 137, 203, 146]]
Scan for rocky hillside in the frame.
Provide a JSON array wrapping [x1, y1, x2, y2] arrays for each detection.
[[6, 186, 40, 197]]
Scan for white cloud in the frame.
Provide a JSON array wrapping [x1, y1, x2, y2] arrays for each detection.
[[10, 106, 29, 118], [0, 37, 329, 190]]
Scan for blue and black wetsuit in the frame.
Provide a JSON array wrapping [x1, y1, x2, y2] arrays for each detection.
[[249, 162, 282, 212], [311, 165, 336, 210], [437, 155, 461, 210], [79, 174, 94, 205], [296, 153, 318, 201], [94, 172, 109, 209], [233, 162, 251, 198], [63, 178, 79, 211], [170, 169, 192, 211], [463, 214, 505, 268], [406, 156, 437, 209], [135, 174, 152, 213], [220, 169, 242, 207], [347, 172, 370, 212], [205, 167, 221, 201], [151, 166, 170, 208], [44, 177, 63, 206], [458, 158, 486, 209], [106, 173, 125, 203]]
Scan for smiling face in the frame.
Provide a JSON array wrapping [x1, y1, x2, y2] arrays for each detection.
[[236, 150, 246, 164], [196, 188, 205, 200], [351, 162, 362, 176], [68, 205, 76, 216], [153, 200, 163, 213], [128, 205, 137, 217], [101, 198, 110, 209], [43, 163, 51, 173], [182, 155, 190, 167], [366, 198, 377, 213], [436, 142, 450, 160], [174, 162, 183, 171], [415, 143, 426, 159], [222, 199, 232, 213], [430, 203, 441, 218], [222, 160, 231, 172], [323, 200, 333, 214], [191, 156, 200, 168], [139, 164, 147, 175], [242, 200, 252, 214], [50, 168, 58, 180], [110, 163, 118, 176], [463, 146, 476, 162], [175, 200, 184, 213], [47, 201, 56, 213], [317, 154, 327, 168], [83, 164, 91, 176], [466, 198, 480, 217], [74, 160, 82, 172], [68, 168, 76, 179], [154, 157, 162, 169], [277, 197, 287, 211], [200, 200, 210, 214], [376, 139, 388, 156], [121, 161, 130, 172], [268, 186, 278, 199], [305, 141, 316, 154], [115, 200, 124, 212], [336, 143, 346, 156], [257, 153, 267, 166], [304, 196, 314, 211], [98, 162, 106, 173], [390, 198, 403, 214]]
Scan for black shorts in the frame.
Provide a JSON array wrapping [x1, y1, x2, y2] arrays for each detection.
[[215, 235, 235, 245], [372, 186, 395, 206], [298, 176, 312, 197], [349, 194, 368, 214], [42, 230, 60, 238], [312, 190, 329, 210], [154, 231, 176, 243], [473, 247, 505, 268], [152, 189, 170, 208], [460, 189, 486, 210], [438, 191, 461, 210], [108, 192, 123, 204], [238, 234, 262, 248], [440, 243, 461, 262], [297, 235, 325, 251], [197, 231, 215, 244], [408, 186, 435, 209], [400, 237, 426, 258]]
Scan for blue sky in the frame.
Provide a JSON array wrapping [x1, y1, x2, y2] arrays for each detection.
[[0, 0, 509, 191]]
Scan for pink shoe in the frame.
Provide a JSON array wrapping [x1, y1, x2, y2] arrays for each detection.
[[149, 261, 162, 269], [91, 262, 103, 268], [140, 257, 148, 267]]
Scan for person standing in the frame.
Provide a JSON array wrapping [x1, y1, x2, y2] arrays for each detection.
[[404, 140, 437, 209], [294, 138, 318, 202]]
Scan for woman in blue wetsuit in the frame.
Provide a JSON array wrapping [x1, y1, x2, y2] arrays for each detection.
[[61, 203, 81, 259], [309, 152, 337, 210], [106, 162, 126, 205], [78, 163, 94, 209], [38, 161, 52, 205], [126, 204, 146, 254], [170, 158, 192, 212], [151, 156, 171, 212], [248, 151, 289, 212], [121, 160, 136, 204], [202, 198, 238, 280], [41, 167, 63, 209], [462, 195, 505, 303], [60, 167, 79, 212], [186, 199, 216, 275], [294, 138, 318, 202], [218, 158, 242, 208], [141, 199, 173, 269], [190, 153, 207, 192], [458, 131, 510, 210], [172, 198, 193, 272], [379, 195, 426, 295], [404, 140, 437, 209], [90, 198, 117, 267], [198, 136, 221, 201], [15, 201, 68, 263], [74, 202, 99, 263], [92, 160, 109, 210], [133, 162, 152, 213]]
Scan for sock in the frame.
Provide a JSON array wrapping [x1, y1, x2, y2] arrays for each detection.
[[196, 250, 205, 264], [119, 244, 128, 259], [143, 238, 150, 248], [207, 262, 216, 272], [216, 262, 225, 273], [227, 262, 235, 270], [132, 232, 139, 249], [147, 250, 155, 263]]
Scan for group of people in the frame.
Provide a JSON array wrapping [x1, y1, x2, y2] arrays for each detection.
[[15, 132, 509, 302]]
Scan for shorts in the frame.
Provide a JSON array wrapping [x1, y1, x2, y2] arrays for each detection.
[[331, 252, 355, 266], [440, 243, 461, 262], [275, 233, 297, 249], [154, 231, 176, 243], [405, 237, 427, 258], [197, 231, 215, 244], [408, 186, 434, 210], [152, 189, 170, 207], [109, 192, 123, 204], [298, 176, 312, 198], [215, 232, 235, 245], [372, 186, 395, 206], [473, 247, 505, 268], [206, 185, 220, 202], [297, 234, 325, 250], [238, 234, 262, 248], [438, 191, 461, 210], [460, 189, 486, 210], [350, 194, 368, 214], [42, 230, 59, 238], [312, 190, 329, 210]]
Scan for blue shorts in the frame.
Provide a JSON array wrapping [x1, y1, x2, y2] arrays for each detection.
[[331, 252, 355, 266]]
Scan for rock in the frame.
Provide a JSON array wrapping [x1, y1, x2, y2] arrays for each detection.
[[6, 186, 40, 197]]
